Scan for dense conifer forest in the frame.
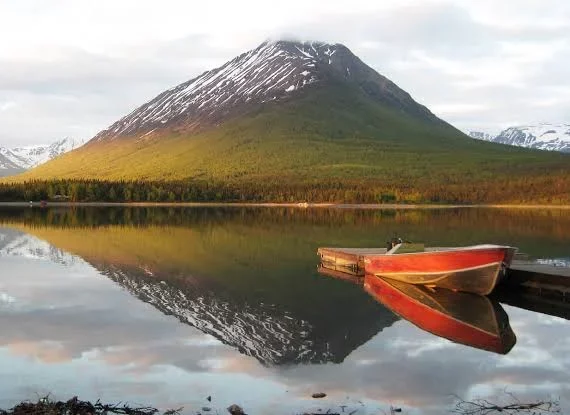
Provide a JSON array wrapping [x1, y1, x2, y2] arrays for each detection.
[[1, 174, 569, 204]]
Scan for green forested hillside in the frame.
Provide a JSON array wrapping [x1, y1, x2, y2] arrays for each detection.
[[5, 84, 570, 203]]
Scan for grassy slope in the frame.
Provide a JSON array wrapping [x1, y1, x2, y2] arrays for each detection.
[[11, 83, 570, 186]]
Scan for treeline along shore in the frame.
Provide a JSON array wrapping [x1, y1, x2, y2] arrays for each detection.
[[0, 176, 569, 204]]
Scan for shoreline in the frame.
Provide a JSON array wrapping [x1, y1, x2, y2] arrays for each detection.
[[0, 201, 569, 209]]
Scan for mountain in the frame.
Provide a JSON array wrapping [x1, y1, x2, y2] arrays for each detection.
[[0, 152, 22, 177], [0, 138, 84, 177], [11, 39, 475, 182], [469, 124, 570, 153], [7, 40, 570, 204], [93, 40, 444, 141]]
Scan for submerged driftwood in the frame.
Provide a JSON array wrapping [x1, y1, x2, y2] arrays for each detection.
[[0, 396, 182, 415]]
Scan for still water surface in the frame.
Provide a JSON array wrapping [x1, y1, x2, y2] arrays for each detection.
[[0, 207, 569, 414]]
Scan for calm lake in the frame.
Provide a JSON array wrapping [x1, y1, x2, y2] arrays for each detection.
[[0, 206, 569, 414]]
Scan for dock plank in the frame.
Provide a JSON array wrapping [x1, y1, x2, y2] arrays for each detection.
[[510, 262, 570, 278], [505, 262, 570, 300]]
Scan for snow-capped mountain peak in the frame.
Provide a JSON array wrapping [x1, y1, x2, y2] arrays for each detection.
[[0, 137, 84, 176], [495, 123, 570, 152], [93, 40, 350, 141], [93, 39, 441, 142], [467, 131, 496, 142], [469, 123, 570, 153]]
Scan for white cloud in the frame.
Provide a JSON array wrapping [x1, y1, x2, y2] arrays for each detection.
[[0, 0, 568, 146], [431, 103, 490, 115], [0, 102, 17, 112]]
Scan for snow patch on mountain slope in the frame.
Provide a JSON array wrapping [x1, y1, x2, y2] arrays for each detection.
[[92, 40, 363, 140]]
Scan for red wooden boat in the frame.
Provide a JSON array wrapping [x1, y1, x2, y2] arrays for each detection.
[[363, 275, 516, 354], [363, 244, 517, 295]]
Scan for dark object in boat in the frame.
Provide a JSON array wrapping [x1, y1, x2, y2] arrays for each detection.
[[364, 274, 516, 354], [386, 237, 403, 251]]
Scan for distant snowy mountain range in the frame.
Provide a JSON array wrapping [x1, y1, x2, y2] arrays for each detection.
[[469, 123, 570, 153], [0, 137, 84, 176]]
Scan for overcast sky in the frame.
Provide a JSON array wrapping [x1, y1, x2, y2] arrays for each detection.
[[0, 0, 569, 147]]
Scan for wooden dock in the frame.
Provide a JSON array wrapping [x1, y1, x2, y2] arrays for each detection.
[[318, 247, 387, 276], [504, 261, 570, 300], [317, 246, 570, 299]]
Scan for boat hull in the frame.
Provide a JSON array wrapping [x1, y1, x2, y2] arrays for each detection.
[[364, 246, 516, 295]]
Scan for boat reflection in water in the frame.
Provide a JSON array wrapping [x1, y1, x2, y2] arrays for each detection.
[[363, 274, 517, 354], [317, 264, 364, 285]]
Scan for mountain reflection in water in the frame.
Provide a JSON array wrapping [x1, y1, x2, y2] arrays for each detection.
[[1, 205, 569, 363], [0, 207, 408, 366], [101, 264, 396, 365], [1, 206, 570, 414]]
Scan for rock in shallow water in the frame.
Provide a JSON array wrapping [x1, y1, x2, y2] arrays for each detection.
[[227, 404, 245, 415]]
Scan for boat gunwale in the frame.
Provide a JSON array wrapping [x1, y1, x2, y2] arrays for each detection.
[[363, 245, 517, 261], [373, 261, 503, 277]]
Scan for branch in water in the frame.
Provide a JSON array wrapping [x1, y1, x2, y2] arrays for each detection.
[[0, 396, 183, 415], [451, 394, 560, 415]]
